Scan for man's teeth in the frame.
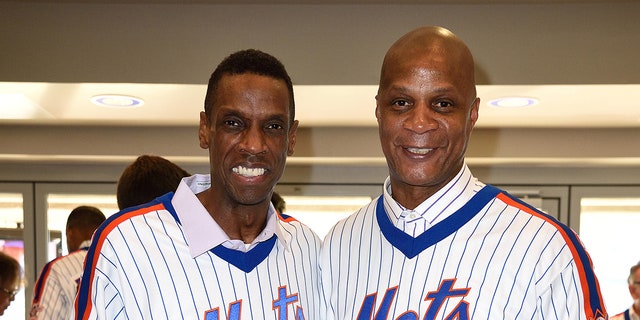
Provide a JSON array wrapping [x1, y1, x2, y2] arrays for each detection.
[[407, 147, 432, 155], [233, 166, 266, 177]]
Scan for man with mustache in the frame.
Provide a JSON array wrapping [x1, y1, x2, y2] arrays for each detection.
[[321, 26, 608, 320], [74, 49, 322, 319]]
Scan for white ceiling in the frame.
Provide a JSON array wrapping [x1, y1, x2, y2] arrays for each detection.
[[1, 82, 640, 128], [1, 1, 639, 129]]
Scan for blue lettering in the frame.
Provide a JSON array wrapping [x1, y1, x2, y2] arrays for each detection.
[[443, 300, 469, 320], [204, 300, 242, 320], [396, 311, 418, 320], [273, 286, 299, 320], [423, 279, 470, 320], [355, 280, 471, 320], [295, 306, 306, 320], [196, 287, 304, 320], [204, 307, 219, 320], [356, 286, 398, 320]]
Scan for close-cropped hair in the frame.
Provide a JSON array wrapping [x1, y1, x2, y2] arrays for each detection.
[[0, 251, 21, 285], [66, 206, 106, 232], [204, 49, 295, 125], [117, 155, 191, 210]]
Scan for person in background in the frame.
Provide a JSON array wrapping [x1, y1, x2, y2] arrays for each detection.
[[73, 49, 322, 319], [0, 251, 21, 317], [271, 191, 286, 213], [29, 205, 106, 320], [611, 261, 640, 320], [116, 154, 191, 210], [320, 25, 607, 320]]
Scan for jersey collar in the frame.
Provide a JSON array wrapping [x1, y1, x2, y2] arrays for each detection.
[[173, 174, 288, 258]]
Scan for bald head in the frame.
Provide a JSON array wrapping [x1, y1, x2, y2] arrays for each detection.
[[379, 26, 476, 99], [374, 26, 480, 207]]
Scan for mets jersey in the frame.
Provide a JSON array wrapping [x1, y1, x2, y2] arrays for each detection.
[[321, 169, 607, 320], [73, 175, 322, 319], [30, 240, 91, 320]]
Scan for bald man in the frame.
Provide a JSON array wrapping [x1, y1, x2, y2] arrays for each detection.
[[320, 26, 608, 320]]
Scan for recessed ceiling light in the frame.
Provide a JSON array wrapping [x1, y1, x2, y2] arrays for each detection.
[[488, 97, 539, 108], [90, 94, 144, 108]]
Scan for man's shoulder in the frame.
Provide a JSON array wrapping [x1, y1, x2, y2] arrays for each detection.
[[40, 250, 86, 280], [321, 197, 379, 242], [609, 310, 628, 320], [57, 250, 87, 264], [275, 213, 322, 242], [110, 198, 174, 225], [92, 199, 177, 246]]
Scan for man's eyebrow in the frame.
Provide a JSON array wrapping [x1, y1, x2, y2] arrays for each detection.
[[217, 107, 244, 118], [384, 84, 457, 95], [383, 84, 410, 93]]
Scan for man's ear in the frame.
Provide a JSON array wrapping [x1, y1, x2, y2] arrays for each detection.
[[287, 120, 299, 156], [470, 97, 480, 127], [374, 95, 382, 124], [198, 111, 210, 149]]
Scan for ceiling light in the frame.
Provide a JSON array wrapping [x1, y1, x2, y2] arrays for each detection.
[[90, 94, 144, 108], [488, 97, 539, 108], [0, 93, 54, 119]]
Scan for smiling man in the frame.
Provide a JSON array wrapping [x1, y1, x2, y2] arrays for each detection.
[[73, 49, 322, 319], [320, 26, 608, 320]]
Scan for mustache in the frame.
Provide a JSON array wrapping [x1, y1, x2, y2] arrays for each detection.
[[245, 153, 266, 164]]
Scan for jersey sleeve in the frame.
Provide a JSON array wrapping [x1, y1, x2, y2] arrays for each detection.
[[536, 258, 604, 320], [537, 235, 608, 320], [497, 193, 608, 320], [72, 235, 126, 319], [30, 261, 66, 320]]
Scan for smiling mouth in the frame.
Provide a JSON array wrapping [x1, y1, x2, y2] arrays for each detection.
[[406, 147, 433, 155], [233, 165, 266, 177]]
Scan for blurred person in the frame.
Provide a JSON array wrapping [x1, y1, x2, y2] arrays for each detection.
[[30, 206, 106, 320], [611, 261, 640, 320], [321, 26, 607, 320], [116, 154, 191, 210], [271, 191, 286, 213], [0, 251, 21, 316], [73, 49, 322, 319]]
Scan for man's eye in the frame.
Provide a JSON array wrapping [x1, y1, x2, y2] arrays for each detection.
[[390, 99, 414, 110], [434, 101, 453, 109], [267, 123, 284, 130], [224, 120, 240, 127], [393, 100, 409, 107]]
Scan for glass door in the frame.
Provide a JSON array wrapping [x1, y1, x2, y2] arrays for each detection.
[[34, 183, 117, 272], [1, 182, 118, 319], [0, 183, 33, 319], [569, 186, 640, 316]]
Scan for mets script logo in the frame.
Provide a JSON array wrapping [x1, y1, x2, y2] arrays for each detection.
[[204, 285, 305, 320], [358, 279, 470, 320]]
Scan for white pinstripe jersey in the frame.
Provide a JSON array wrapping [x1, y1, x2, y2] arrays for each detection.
[[321, 179, 607, 320], [73, 190, 322, 319], [30, 240, 91, 320]]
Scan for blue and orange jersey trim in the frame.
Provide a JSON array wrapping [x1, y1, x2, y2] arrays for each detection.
[[497, 192, 608, 320], [73, 196, 171, 320], [32, 247, 87, 303], [276, 211, 298, 223], [32, 257, 60, 303]]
